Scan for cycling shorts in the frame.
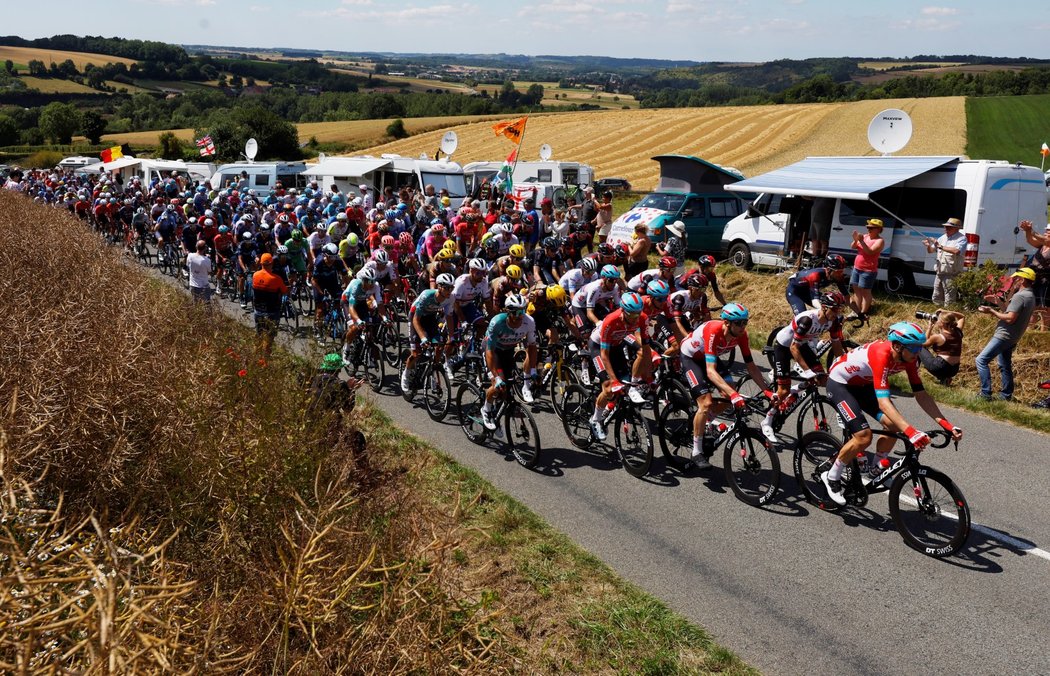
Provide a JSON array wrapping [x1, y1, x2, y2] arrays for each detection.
[[590, 339, 632, 384], [826, 378, 881, 436], [410, 314, 442, 349], [314, 282, 342, 306], [771, 342, 818, 385], [488, 348, 518, 382], [785, 285, 814, 315], [680, 354, 733, 399], [348, 300, 373, 325]]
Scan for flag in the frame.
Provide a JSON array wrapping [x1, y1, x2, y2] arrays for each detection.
[[196, 135, 216, 157], [492, 116, 528, 144], [1041, 142, 1049, 158], [99, 145, 123, 163], [495, 146, 517, 193]]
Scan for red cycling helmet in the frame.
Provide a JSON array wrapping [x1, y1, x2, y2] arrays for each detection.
[[381, 235, 396, 246], [658, 256, 677, 270], [699, 255, 716, 267]]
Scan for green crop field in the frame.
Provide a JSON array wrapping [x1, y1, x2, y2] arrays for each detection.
[[966, 94, 1050, 165]]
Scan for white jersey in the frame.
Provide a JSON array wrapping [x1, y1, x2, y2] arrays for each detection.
[[356, 259, 397, 283], [495, 234, 520, 256], [559, 268, 593, 296], [627, 268, 662, 292], [571, 279, 620, 310], [774, 309, 843, 348], [452, 272, 492, 304]]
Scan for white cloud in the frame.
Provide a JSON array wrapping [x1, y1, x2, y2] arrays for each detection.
[[249, 5, 270, 12], [341, 0, 374, 5], [921, 6, 959, 15]]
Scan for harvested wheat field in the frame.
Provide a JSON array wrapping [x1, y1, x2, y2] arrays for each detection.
[[0, 45, 137, 70], [359, 97, 968, 189]]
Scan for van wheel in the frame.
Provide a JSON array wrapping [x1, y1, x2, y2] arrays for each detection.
[[728, 242, 753, 270], [884, 264, 913, 295]]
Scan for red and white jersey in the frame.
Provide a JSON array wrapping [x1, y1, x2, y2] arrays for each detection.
[[681, 320, 752, 363], [590, 308, 649, 349], [668, 289, 709, 320], [828, 340, 922, 397], [774, 309, 844, 347]]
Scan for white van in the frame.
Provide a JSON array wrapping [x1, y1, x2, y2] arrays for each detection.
[[722, 156, 1047, 292], [302, 154, 467, 208], [209, 162, 307, 192], [58, 156, 96, 169], [463, 160, 594, 208]]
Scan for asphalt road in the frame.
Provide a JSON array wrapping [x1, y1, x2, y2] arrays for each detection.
[[187, 274, 1050, 675]]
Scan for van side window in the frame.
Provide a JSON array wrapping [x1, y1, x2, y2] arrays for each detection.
[[562, 169, 578, 184], [710, 198, 742, 219], [841, 188, 966, 229], [537, 169, 552, 183], [683, 197, 705, 218], [840, 199, 891, 227], [253, 174, 268, 187], [752, 194, 785, 215]]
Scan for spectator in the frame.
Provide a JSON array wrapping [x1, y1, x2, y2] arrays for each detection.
[[186, 239, 213, 303], [808, 197, 835, 258], [656, 220, 687, 273], [595, 190, 614, 245], [1018, 219, 1049, 306], [924, 217, 967, 306], [849, 218, 885, 316], [975, 268, 1037, 401], [252, 253, 288, 355], [624, 221, 651, 279], [918, 309, 965, 386]]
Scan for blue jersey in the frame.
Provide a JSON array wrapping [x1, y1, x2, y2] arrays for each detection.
[[342, 278, 381, 305], [411, 289, 454, 318], [485, 312, 537, 351]]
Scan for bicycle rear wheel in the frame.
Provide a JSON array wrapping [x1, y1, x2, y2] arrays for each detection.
[[422, 366, 452, 422], [549, 359, 581, 420], [504, 403, 542, 469], [560, 384, 595, 450], [793, 431, 844, 513], [888, 468, 970, 558], [723, 427, 780, 507], [381, 318, 403, 368], [796, 393, 843, 441], [364, 342, 385, 393], [657, 404, 694, 470], [456, 383, 489, 444], [614, 406, 653, 478]]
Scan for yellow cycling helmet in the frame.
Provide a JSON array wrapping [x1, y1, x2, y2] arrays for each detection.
[[435, 248, 455, 261], [506, 264, 523, 280], [545, 284, 567, 306], [442, 239, 457, 250], [509, 244, 525, 258]]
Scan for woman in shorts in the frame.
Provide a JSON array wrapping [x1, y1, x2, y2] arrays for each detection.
[[850, 218, 885, 316]]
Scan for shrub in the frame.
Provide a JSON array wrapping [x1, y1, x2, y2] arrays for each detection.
[[386, 117, 408, 139], [23, 149, 64, 168]]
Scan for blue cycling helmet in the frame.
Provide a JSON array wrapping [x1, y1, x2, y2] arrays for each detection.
[[620, 292, 644, 314], [647, 279, 671, 299], [385, 209, 398, 221], [720, 302, 750, 322], [887, 321, 926, 346], [600, 264, 621, 280], [430, 218, 443, 226]]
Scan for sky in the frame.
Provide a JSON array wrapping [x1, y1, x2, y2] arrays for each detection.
[[5, 0, 1050, 62]]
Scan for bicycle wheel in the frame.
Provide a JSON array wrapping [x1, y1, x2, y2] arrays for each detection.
[[382, 318, 403, 368], [796, 393, 843, 441], [793, 430, 845, 513], [888, 467, 971, 558], [657, 403, 694, 470], [401, 359, 420, 403], [460, 355, 487, 389], [295, 285, 315, 317], [723, 427, 780, 507], [364, 342, 385, 393], [654, 378, 692, 426], [560, 384, 595, 450], [456, 382, 489, 444], [422, 366, 452, 422], [549, 360, 581, 420], [284, 301, 300, 333], [504, 403, 542, 469], [614, 406, 653, 478]]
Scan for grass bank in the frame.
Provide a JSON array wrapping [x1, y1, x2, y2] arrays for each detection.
[[966, 93, 1050, 164]]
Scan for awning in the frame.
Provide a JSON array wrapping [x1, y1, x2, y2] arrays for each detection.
[[301, 157, 391, 177], [725, 156, 960, 200]]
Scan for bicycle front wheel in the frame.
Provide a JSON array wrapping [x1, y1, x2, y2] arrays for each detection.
[[423, 366, 452, 422], [793, 431, 844, 513], [456, 382, 489, 444], [364, 342, 385, 393], [549, 360, 581, 420], [723, 427, 780, 507], [560, 384, 595, 450], [614, 406, 653, 478], [504, 403, 542, 469], [888, 467, 970, 558], [657, 403, 694, 470], [796, 393, 843, 441]]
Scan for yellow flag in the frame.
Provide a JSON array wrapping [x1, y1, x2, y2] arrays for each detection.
[[99, 145, 123, 163], [492, 116, 528, 144]]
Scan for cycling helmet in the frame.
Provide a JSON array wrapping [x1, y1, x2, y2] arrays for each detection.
[[322, 243, 338, 255], [259, 223, 271, 231], [276, 245, 289, 255], [136, 207, 146, 215], [818, 290, 848, 309], [218, 225, 229, 234], [600, 264, 621, 280], [241, 231, 253, 240], [468, 258, 487, 272], [399, 232, 412, 246], [509, 244, 525, 258], [278, 213, 289, 223], [430, 217, 444, 226], [498, 214, 513, 224], [580, 258, 598, 273], [384, 209, 398, 221], [170, 198, 181, 205], [359, 267, 377, 283], [242, 213, 253, 222], [614, 243, 629, 259], [658, 256, 677, 270], [887, 321, 926, 347], [647, 279, 671, 299], [436, 272, 456, 288], [699, 255, 716, 267], [620, 292, 644, 314], [315, 223, 327, 231], [542, 236, 557, 249], [204, 209, 214, 217], [823, 253, 847, 271], [373, 249, 390, 264], [506, 264, 523, 280], [442, 239, 457, 251], [204, 218, 214, 227], [290, 230, 303, 241], [196, 185, 207, 193], [431, 223, 446, 233], [435, 248, 455, 261], [336, 212, 347, 221], [381, 235, 395, 247], [483, 238, 499, 251], [347, 233, 359, 246], [504, 293, 528, 312], [684, 272, 708, 289], [545, 285, 567, 305], [597, 243, 613, 257], [720, 302, 750, 322]]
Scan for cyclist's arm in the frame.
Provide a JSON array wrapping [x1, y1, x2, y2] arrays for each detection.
[[411, 312, 427, 341], [789, 339, 817, 372]]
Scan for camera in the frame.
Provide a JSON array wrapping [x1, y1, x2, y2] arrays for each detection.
[[915, 311, 941, 321]]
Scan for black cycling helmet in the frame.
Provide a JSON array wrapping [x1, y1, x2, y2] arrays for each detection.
[[823, 254, 847, 271]]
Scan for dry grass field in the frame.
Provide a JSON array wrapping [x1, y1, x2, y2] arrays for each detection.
[[19, 76, 98, 94], [0, 45, 136, 70], [858, 61, 965, 71]]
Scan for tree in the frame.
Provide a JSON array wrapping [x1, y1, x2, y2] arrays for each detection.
[[3, 60, 13, 75], [230, 73, 243, 88], [203, 105, 300, 162], [27, 60, 46, 76], [0, 114, 18, 146], [524, 83, 545, 105], [385, 118, 408, 139], [373, 62, 388, 75], [81, 111, 107, 145], [157, 131, 184, 160], [39, 102, 82, 144]]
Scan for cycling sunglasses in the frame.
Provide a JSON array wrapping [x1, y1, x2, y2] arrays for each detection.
[[507, 309, 525, 317], [902, 344, 922, 354], [623, 311, 641, 320], [729, 319, 749, 327]]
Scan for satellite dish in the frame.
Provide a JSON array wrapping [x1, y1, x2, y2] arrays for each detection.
[[440, 131, 458, 157], [244, 138, 258, 162], [867, 109, 912, 155], [538, 143, 553, 161], [317, 152, 327, 163]]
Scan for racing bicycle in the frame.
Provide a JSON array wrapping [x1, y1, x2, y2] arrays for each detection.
[[456, 373, 542, 469], [560, 380, 654, 478]]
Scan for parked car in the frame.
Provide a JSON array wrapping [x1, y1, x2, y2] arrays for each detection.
[[594, 177, 632, 193]]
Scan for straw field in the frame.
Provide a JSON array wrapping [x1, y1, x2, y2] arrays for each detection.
[[0, 45, 137, 71]]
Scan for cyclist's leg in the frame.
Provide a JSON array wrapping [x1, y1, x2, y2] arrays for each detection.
[[785, 287, 810, 316], [826, 380, 876, 468]]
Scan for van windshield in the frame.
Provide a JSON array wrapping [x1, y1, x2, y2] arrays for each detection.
[[422, 172, 467, 198], [635, 192, 686, 213]]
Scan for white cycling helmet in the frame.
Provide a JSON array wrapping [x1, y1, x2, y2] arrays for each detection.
[[468, 258, 487, 272], [373, 249, 390, 264], [322, 243, 339, 255], [504, 293, 528, 312], [436, 272, 456, 287], [359, 267, 377, 283]]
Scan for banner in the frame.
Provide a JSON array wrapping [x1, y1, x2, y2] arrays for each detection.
[[99, 146, 123, 163], [495, 146, 517, 193], [196, 135, 216, 157], [492, 116, 527, 145]]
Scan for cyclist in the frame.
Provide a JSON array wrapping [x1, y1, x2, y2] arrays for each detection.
[[284, 229, 309, 289], [495, 243, 528, 281], [570, 264, 622, 335], [402, 272, 457, 392], [761, 290, 848, 442], [784, 253, 851, 315], [821, 322, 963, 505], [341, 267, 385, 363], [481, 293, 540, 428], [664, 272, 712, 354], [626, 256, 678, 292], [679, 303, 770, 469], [452, 258, 495, 341], [678, 255, 726, 305], [491, 264, 525, 311], [588, 292, 652, 440], [426, 247, 459, 288], [525, 283, 580, 350], [559, 257, 598, 297], [236, 232, 258, 308], [531, 236, 565, 285], [357, 249, 399, 305], [311, 243, 346, 333]]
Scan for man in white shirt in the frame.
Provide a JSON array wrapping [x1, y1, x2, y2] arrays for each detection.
[[924, 217, 967, 306], [186, 239, 213, 302]]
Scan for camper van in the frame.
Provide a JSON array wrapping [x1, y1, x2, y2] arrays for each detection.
[[463, 160, 594, 208], [721, 156, 1047, 292], [302, 154, 467, 208], [607, 155, 747, 251], [58, 156, 96, 170], [209, 162, 307, 193]]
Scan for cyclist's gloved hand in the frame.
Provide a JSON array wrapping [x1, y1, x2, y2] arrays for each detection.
[[762, 389, 775, 400], [494, 376, 506, 389], [938, 418, 963, 440], [730, 392, 746, 409], [798, 369, 817, 380], [905, 426, 931, 450]]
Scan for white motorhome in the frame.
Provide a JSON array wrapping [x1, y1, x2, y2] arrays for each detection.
[[463, 160, 594, 208], [58, 156, 97, 169], [721, 156, 1047, 292], [301, 154, 467, 208], [209, 162, 307, 192]]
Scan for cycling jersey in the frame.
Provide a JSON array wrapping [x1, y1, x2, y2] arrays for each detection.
[[494, 234, 519, 256], [626, 268, 664, 292], [774, 309, 844, 347], [341, 278, 381, 305], [571, 279, 620, 310], [829, 341, 923, 398], [452, 273, 491, 305], [787, 267, 849, 295], [668, 289, 709, 321], [559, 268, 593, 296], [590, 308, 649, 350], [411, 288, 454, 318], [312, 257, 342, 289], [681, 320, 753, 363], [356, 260, 397, 284], [485, 312, 537, 351]]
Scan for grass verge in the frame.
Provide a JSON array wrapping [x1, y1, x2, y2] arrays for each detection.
[[966, 93, 1050, 165]]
